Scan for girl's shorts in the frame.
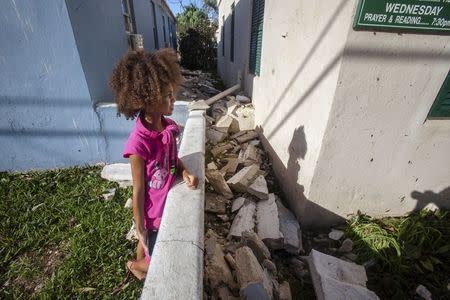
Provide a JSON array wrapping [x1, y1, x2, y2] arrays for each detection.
[[145, 229, 158, 264]]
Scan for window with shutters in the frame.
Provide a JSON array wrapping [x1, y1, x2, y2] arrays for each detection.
[[230, 3, 235, 62], [222, 16, 225, 57], [151, 1, 159, 50], [428, 71, 450, 119], [249, 0, 265, 76]]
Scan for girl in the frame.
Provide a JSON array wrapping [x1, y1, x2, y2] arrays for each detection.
[[110, 49, 198, 280]]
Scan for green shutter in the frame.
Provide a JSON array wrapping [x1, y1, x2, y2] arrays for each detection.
[[249, 0, 265, 76], [429, 71, 450, 119]]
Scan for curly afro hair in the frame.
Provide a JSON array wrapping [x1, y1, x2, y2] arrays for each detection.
[[110, 48, 182, 119]]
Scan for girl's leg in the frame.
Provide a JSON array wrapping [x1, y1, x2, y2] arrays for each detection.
[[137, 240, 145, 260]]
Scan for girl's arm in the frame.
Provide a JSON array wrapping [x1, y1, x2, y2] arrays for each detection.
[[129, 154, 148, 253], [178, 159, 199, 189]]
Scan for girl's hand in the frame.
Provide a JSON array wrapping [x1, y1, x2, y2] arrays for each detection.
[[182, 170, 198, 189], [136, 228, 149, 254]]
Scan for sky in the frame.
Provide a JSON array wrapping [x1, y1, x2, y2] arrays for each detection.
[[166, 0, 203, 16]]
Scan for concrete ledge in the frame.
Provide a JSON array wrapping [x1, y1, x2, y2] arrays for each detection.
[[141, 110, 206, 300]]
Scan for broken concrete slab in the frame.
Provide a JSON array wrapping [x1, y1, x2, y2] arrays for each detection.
[[329, 229, 345, 241], [205, 192, 228, 214], [124, 197, 132, 208], [230, 116, 255, 133], [206, 170, 233, 199], [276, 200, 303, 254], [240, 282, 270, 300], [211, 144, 233, 157], [236, 131, 259, 144], [241, 231, 271, 264], [238, 144, 261, 167], [220, 158, 240, 176], [126, 222, 136, 241], [307, 249, 380, 300], [229, 200, 256, 238], [224, 253, 237, 270], [279, 281, 292, 300], [230, 130, 248, 140], [231, 197, 246, 213], [247, 175, 269, 200], [235, 246, 272, 298], [216, 115, 234, 132], [205, 229, 219, 260], [338, 238, 353, 253], [188, 99, 210, 111], [236, 94, 251, 104], [101, 163, 131, 182], [205, 243, 237, 290], [256, 194, 284, 249], [227, 164, 260, 193], [206, 128, 227, 145], [262, 259, 277, 276], [207, 162, 218, 170]]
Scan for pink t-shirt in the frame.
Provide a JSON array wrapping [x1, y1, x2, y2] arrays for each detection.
[[123, 115, 180, 230]]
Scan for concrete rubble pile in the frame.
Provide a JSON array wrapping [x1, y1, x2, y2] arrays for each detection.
[[179, 69, 223, 100], [203, 94, 299, 300], [203, 93, 380, 300]]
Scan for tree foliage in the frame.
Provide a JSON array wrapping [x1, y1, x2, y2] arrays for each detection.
[[176, 3, 217, 71]]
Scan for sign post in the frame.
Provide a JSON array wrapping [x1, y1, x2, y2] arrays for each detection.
[[353, 0, 450, 34]]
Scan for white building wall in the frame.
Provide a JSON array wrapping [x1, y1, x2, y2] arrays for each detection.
[[218, 0, 450, 228], [308, 1, 450, 227]]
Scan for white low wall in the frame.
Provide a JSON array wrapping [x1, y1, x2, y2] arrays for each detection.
[[141, 110, 205, 300]]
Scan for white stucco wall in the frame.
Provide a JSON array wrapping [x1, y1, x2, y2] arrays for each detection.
[[217, 0, 252, 88], [250, 0, 355, 224], [308, 1, 450, 227], [218, 0, 450, 228]]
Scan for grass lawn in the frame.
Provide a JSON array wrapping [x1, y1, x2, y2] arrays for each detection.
[[0, 166, 143, 299]]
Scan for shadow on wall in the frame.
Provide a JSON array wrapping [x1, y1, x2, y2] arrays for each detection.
[[411, 186, 450, 211], [257, 125, 345, 229]]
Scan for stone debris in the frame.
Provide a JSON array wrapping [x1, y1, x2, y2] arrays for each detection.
[[338, 238, 353, 253], [102, 188, 116, 201], [205, 243, 236, 290], [211, 143, 233, 157], [100, 163, 131, 181], [205, 192, 228, 214], [216, 115, 234, 132], [236, 94, 252, 103], [220, 158, 240, 176], [256, 194, 284, 249], [224, 253, 237, 270], [307, 249, 380, 300], [239, 144, 261, 166], [188, 99, 210, 111], [262, 259, 277, 276], [235, 131, 259, 144], [231, 197, 246, 213], [235, 246, 273, 298], [227, 164, 260, 193], [241, 231, 271, 264], [206, 128, 227, 145], [279, 281, 292, 300], [207, 162, 218, 170], [124, 197, 132, 208], [240, 282, 270, 300], [229, 200, 256, 238], [247, 175, 269, 200], [126, 222, 136, 241], [276, 200, 303, 254], [416, 285, 432, 300], [328, 229, 345, 241], [205, 170, 233, 199]]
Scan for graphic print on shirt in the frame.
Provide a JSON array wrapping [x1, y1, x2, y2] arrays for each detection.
[[149, 157, 168, 190]]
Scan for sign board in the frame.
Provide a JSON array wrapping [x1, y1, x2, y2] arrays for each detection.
[[353, 0, 450, 34]]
